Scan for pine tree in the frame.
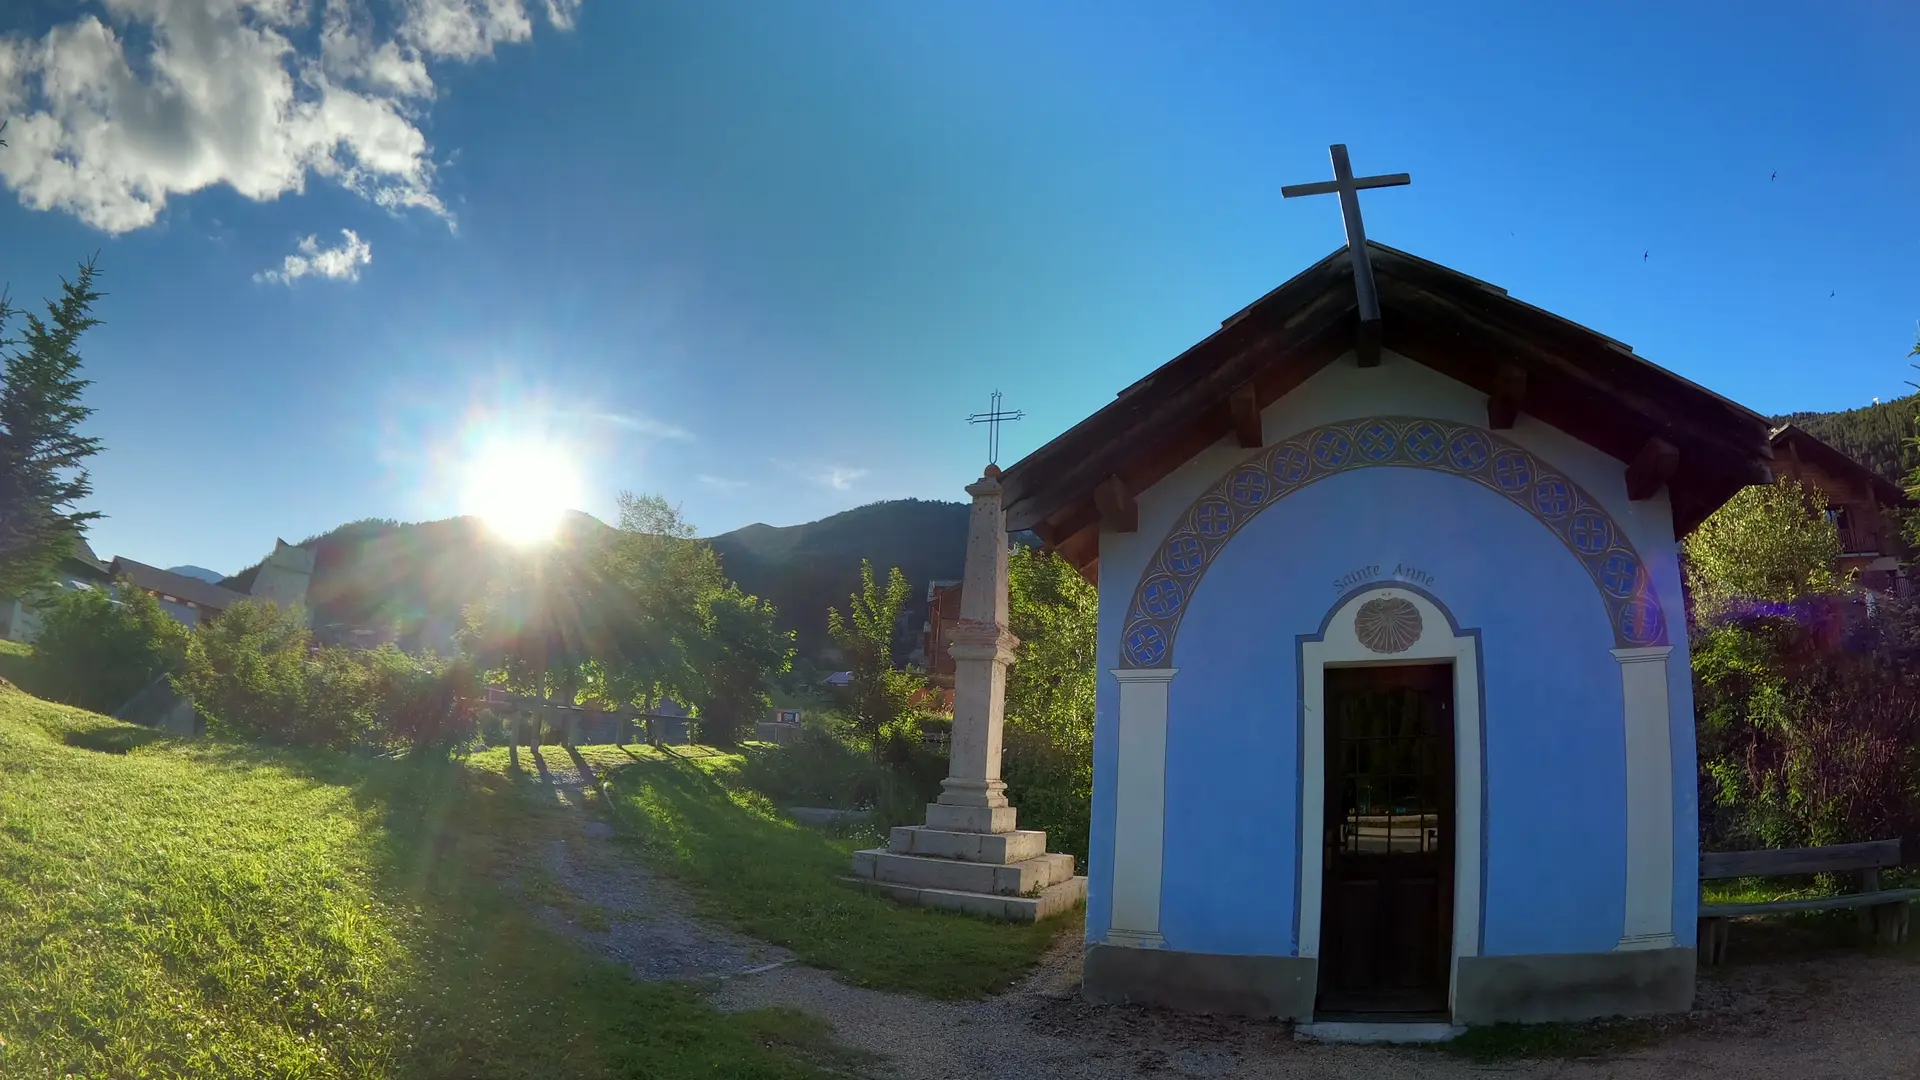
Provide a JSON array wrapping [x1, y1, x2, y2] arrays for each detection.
[[0, 258, 106, 599]]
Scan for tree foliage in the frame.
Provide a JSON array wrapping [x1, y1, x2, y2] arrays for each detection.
[[826, 560, 917, 742], [0, 259, 105, 599], [1000, 548, 1098, 865], [1695, 598, 1920, 851], [32, 580, 189, 714], [1682, 479, 1846, 618], [687, 584, 793, 747]]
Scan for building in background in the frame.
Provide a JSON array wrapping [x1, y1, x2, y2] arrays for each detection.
[[1770, 424, 1913, 595], [0, 538, 114, 643], [920, 579, 963, 686], [108, 559, 248, 628]]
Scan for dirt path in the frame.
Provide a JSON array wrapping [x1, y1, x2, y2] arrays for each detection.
[[502, 746, 792, 981], [505, 748, 1920, 1079]]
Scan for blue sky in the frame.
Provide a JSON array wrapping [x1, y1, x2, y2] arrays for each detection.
[[2, 1, 1916, 575]]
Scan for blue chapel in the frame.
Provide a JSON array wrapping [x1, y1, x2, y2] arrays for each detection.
[[995, 242, 1774, 1025]]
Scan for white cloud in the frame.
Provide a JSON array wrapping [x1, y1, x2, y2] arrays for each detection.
[[583, 412, 693, 440], [817, 465, 868, 491], [697, 474, 746, 491], [255, 228, 373, 285], [0, 0, 578, 234]]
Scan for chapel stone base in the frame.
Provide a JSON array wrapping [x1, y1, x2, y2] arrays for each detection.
[[849, 811, 1086, 922], [1080, 944, 1695, 1023]]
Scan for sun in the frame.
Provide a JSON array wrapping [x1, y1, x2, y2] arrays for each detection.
[[460, 437, 584, 547]]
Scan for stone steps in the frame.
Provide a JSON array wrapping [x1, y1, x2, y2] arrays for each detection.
[[850, 875, 1087, 922], [850, 848, 1076, 897], [887, 825, 1049, 864]]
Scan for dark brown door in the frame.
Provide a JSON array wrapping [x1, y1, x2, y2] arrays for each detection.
[[1318, 663, 1455, 1015]]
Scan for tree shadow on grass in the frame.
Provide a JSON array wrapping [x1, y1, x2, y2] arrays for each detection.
[[61, 723, 171, 754], [155, 735, 850, 1078], [596, 751, 1072, 1000]]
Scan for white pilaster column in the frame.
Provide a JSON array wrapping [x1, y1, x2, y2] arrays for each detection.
[[1613, 645, 1677, 950], [1108, 666, 1177, 948], [929, 466, 1021, 834]]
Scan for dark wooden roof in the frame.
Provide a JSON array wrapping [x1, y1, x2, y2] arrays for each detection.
[[110, 558, 247, 611], [1770, 424, 1911, 507], [1000, 242, 1774, 575]]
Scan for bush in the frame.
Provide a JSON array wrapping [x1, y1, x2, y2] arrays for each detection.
[[363, 646, 483, 754], [178, 600, 480, 753], [30, 581, 188, 714], [1696, 597, 1920, 851]]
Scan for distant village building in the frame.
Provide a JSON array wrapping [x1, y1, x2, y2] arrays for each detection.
[[248, 540, 318, 609], [0, 538, 113, 643], [109, 559, 249, 628], [1769, 424, 1912, 595], [921, 579, 963, 685]]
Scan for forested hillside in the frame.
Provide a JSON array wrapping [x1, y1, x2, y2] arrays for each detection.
[[1774, 394, 1920, 486], [222, 500, 999, 664]]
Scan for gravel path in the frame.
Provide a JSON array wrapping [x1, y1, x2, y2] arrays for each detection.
[[503, 748, 1920, 1078], [504, 747, 791, 981], [713, 932, 1920, 1080]]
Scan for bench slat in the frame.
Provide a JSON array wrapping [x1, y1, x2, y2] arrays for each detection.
[[1700, 839, 1901, 879], [1699, 888, 1920, 918]]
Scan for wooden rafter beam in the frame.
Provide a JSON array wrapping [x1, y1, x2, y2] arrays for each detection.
[[1626, 438, 1680, 501], [1093, 475, 1138, 534], [1487, 363, 1526, 430], [1229, 382, 1263, 448]]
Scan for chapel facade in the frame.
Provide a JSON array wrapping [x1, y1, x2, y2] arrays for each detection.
[[996, 242, 1774, 1025]]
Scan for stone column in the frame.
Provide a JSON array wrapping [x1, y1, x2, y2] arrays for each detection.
[[849, 463, 1086, 921], [927, 465, 1022, 835], [1613, 645, 1677, 950]]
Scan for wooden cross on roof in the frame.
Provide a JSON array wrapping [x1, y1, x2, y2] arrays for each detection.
[[1282, 144, 1410, 366]]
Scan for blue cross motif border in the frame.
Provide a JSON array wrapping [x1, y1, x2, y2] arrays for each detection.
[[1117, 415, 1670, 668]]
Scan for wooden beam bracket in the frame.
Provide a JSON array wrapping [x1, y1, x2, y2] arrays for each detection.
[[1487, 363, 1527, 430], [1093, 475, 1138, 534], [1229, 382, 1263, 448], [1626, 438, 1680, 501]]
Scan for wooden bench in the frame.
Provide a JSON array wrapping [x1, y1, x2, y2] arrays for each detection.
[[1697, 839, 1919, 965]]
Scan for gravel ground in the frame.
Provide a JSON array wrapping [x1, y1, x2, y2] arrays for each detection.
[[713, 932, 1920, 1080], [505, 747, 792, 981], [506, 748, 1920, 1079]]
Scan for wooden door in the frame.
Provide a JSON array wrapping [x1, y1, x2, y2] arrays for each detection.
[[1317, 663, 1455, 1015]]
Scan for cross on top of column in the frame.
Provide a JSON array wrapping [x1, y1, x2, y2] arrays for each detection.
[[1282, 144, 1411, 333]]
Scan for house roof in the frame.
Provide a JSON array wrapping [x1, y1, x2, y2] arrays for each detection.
[[1769, 424, 1911, 507], [63, 537, 110, 578], [999, 242, 1775, 574], [109, 558, 247, 611]]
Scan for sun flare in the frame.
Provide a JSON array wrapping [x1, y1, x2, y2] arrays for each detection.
[[460, 437, 583, 547]]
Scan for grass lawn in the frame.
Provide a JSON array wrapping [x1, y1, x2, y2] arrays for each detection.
[[0, 687, 852, 1079], [467, 743, 1075, 999]]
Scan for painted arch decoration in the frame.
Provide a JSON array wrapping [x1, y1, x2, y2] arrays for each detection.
[[1119, 415, 1669, 668]]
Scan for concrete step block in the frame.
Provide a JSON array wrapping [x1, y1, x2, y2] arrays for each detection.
[[887, 826, 1049, 864], [851, 849, 1074, 896], [851, 875, 1087, 923], [923, 802, 1019, 834]]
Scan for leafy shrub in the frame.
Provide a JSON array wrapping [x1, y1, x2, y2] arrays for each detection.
[[179, 599, 479, 753], [363, 646, 483, 754], [1696, 598, 1920, 851], [1001, 548, 1097, 867], [30, 581, 188, 714]]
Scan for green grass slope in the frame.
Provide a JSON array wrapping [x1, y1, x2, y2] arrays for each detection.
[[0, 688, 843, 1080], [471, 744, 1073, 999]]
